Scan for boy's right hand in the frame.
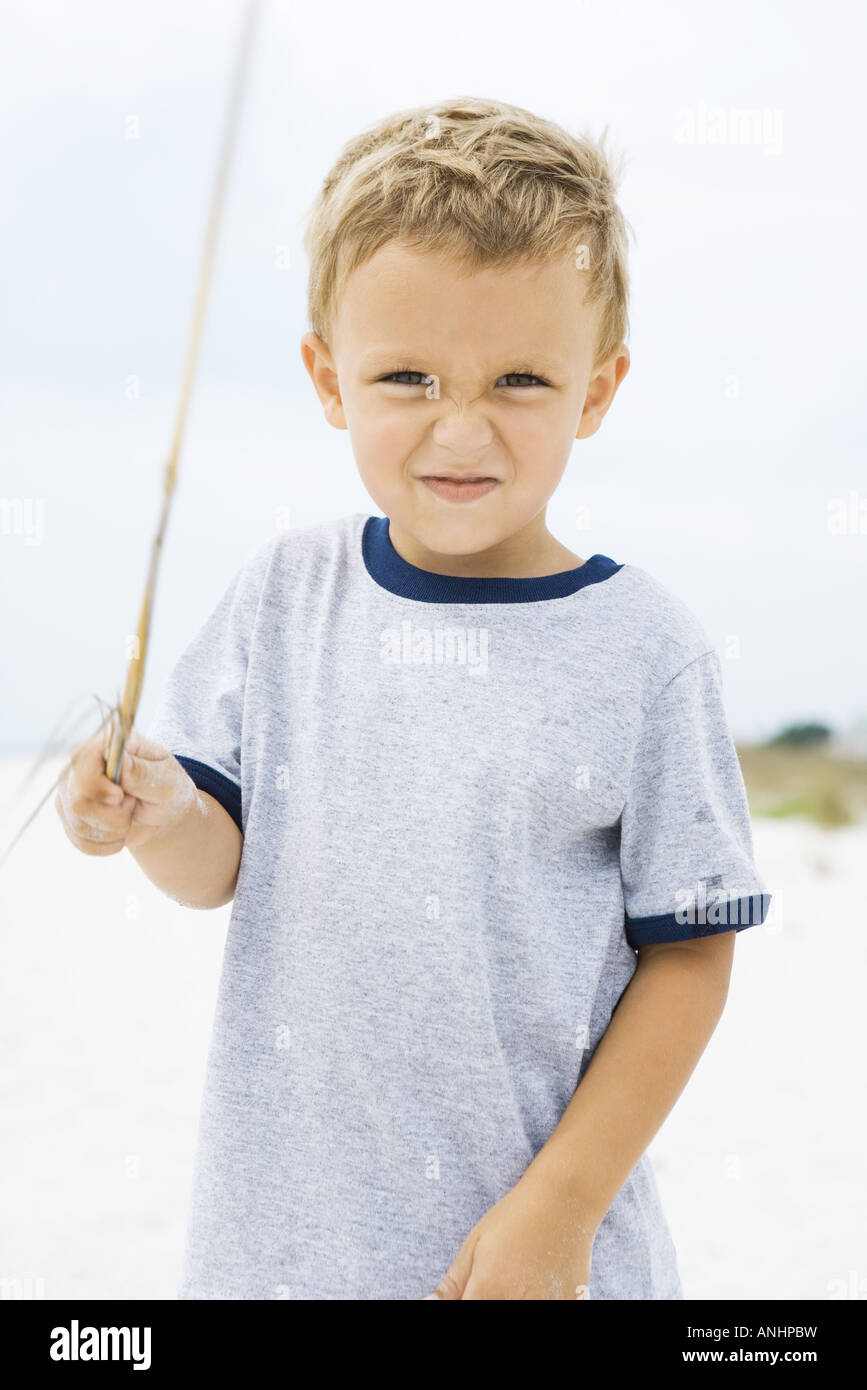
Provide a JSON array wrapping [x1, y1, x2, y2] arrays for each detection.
[[54, 726, 199, 855]]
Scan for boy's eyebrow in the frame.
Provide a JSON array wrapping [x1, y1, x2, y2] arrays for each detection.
[[359, 348, 569, 375]]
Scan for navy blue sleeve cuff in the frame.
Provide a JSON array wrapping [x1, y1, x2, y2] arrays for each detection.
[[625, 892, 772, 948], [173, 756, 243, 835]]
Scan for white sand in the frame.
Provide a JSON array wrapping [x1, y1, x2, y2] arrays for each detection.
[[0, 756, 864, 1300]]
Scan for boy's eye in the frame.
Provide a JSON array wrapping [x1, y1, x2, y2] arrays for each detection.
[[378, 371, 549, 388], [380, 371, 430, 386], [498, 373, 548, 388]]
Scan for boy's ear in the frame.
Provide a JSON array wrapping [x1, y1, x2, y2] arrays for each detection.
[[576, 345, 630, 440], [300, 331, 347, 430]]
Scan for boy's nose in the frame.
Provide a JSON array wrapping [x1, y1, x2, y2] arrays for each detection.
[[430, 408, 496, 455]]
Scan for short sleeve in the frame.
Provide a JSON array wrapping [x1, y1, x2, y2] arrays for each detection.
[[619, 648, 772, 948], [143, 560, 259, 836]]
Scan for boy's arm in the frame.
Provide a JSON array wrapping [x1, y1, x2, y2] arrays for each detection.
[[427, 931, 735, 1299], [128, 788, 242, 910], [55, 728, 243, 910], [525, 930, 735, 1222]]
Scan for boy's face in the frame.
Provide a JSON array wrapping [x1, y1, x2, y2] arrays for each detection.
[[301, 240, 628, 566]]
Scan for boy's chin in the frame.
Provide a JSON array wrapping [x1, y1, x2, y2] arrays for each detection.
[[393, 508, 511, 558]]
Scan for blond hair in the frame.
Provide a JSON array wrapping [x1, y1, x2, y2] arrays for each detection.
[[301, 95, 633, 368]]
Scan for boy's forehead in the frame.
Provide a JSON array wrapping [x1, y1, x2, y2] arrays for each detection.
[[333, 241, 594, 364]]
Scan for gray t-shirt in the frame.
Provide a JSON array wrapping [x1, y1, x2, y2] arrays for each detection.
[[146, 511, 771, 1300]]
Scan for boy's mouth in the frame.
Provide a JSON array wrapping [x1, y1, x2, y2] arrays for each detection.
[[419, 475, 499, 503]]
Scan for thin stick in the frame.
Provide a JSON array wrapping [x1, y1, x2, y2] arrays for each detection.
[[0, 691, 99, 813], [105, 0, 260, 783], [0, 3, 260, 872], [0, 706, 116, 870]]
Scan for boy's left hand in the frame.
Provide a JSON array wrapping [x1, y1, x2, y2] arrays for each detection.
[[423, 1167, 595, 1300]]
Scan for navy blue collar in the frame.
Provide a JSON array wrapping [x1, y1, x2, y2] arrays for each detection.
[[361, 515, 622, 603]]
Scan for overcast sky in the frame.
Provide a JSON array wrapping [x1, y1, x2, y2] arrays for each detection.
[[1, 0, 865, 751]]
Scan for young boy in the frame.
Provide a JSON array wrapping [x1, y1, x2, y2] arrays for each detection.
[[56, 96, 771, 1300]]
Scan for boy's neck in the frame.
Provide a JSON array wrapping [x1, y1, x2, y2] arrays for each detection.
[[386, 515, 585, 579]]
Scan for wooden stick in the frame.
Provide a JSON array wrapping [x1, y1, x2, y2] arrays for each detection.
[[105, 0, 260, 782]]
